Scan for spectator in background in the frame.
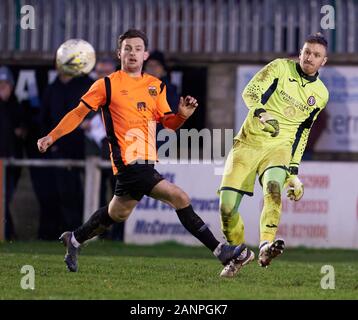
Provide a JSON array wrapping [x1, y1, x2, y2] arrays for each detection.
[[19, 70, 62, 241], [38, 61, 93, 239], [81, 58, 115, 158], [0, 66, 25, 240], [144, 50, 180, 111], [144, 50, 180, 151], [82, 57, 124, 241], [94, 57, 119, 79]]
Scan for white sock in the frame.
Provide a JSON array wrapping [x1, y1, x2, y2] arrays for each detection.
[[71, 232, 81, 248], [213, 243, 224, 257]]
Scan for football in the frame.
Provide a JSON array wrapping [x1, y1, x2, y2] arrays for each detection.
[[56, 39, 96, 77]]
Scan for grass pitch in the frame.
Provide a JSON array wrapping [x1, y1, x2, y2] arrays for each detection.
[[0, 241, 357, 300]]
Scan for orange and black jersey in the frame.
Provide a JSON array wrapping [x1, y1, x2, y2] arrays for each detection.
[[81, 70, 181, 174], [48, 70, 187, 175]]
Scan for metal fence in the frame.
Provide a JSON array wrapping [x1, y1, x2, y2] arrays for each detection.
[[0, 0, 357, 57], [0, 157, 110, 240]]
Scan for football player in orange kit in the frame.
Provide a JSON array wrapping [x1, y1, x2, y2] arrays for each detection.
[[37, 29, 248, 274]]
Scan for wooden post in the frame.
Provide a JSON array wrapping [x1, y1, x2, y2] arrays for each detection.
[[83, 157, 101, 223], [0, 159, 5, 241]]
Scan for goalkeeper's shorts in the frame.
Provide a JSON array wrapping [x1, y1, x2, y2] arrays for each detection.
[[219, 140, 291, 196]]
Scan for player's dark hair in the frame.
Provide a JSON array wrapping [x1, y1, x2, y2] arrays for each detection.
[[305, 32, 328, 51], [117, 29, 148, 50]]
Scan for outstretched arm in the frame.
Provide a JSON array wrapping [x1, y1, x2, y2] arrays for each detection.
[[160, 96, 198, 130], [37, 102, 91, 153]]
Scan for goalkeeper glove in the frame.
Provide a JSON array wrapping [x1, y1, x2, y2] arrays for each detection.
[[285, 169, 304, 201], [254, 108, 280, 137]]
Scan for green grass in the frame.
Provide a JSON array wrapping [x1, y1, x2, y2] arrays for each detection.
[[0, 241, 357, 300]]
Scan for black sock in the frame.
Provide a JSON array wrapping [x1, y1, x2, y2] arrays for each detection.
[[73, 206, 115, 243], [176, 205, 220, 251]]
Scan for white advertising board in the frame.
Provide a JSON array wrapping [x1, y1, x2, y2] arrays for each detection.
[[125, 162, 358, 249]]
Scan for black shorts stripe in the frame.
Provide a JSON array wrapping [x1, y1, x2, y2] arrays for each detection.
[[164, 111, 173, 115], [219, 187, 253, 197], [258, 165, 289, 186], [101, 77, 125, 171]]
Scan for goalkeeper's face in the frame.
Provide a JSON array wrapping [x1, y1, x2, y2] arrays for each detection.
[[299, 42, 327, 76], [118, 37, 149, 73]]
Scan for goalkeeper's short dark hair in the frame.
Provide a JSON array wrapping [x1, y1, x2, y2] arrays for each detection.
[[305, 32, 328, 50], [117, 29, 148, 50]]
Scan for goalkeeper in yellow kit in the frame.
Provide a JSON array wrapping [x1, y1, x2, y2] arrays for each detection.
[[219, 33, 329, 277]]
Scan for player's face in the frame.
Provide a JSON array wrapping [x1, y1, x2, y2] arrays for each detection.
[[118, 37, 149, 73], [0, 80, 13, 101], [299, 43, 327, 76]]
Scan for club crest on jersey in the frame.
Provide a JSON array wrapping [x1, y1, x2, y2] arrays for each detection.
[[148, 86, 157, 96], [307, 96, 316, 106], [137, 102, 147, 111]]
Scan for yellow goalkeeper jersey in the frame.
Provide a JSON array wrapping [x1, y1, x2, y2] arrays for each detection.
[[237, 58, 329, 168]]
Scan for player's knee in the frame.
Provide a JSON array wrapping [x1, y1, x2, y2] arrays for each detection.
[[266, 180, 281, 194], [172, 189, 190, 209], [109, 208, 131, 222], [266, 180, 281, 202], [108, 203, 132, 222], [220, 202, 236, 219]]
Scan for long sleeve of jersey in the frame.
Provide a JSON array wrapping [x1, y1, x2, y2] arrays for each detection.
[[242, 59, 283, 110], [160, 113, 187, 130], [48, 102, 91, 142]]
